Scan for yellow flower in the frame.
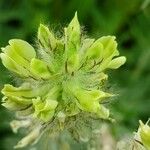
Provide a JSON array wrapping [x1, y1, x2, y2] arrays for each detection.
[[138, 120, 150, 150]]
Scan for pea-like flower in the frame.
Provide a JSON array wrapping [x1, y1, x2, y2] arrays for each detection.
[[137, 120, 150, 150], [0, 12, 126, 148]]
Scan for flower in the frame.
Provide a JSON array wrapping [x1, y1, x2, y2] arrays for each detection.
[[0, 12, 126, 148], [32, 97, 58, 122], [137, 120, 150, 150]]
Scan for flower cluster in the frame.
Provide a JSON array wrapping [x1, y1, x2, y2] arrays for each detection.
[[0, 13, 126, 148]]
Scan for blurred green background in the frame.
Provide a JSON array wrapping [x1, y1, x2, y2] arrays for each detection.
[[0, 0, 150, 149]]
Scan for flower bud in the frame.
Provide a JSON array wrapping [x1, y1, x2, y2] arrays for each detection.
[[38, 24, 57, 51], [65, 12, 80, 55], [0, 39, 36, 77], [139, 120, 150, 150]]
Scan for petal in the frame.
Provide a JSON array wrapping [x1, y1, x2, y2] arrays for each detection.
[[75, 89, 101, 112], [139, 120, 150, 149], [14, 127, 41, 149], [3, 45, 30, 68], [43, 99, 58, 111], [9, 39, 36, 61], [32, 97, 57, 122], [40, 110, 55, 122], [86, 39, 103, 59], [38, 24, 57, 50], [108, 56, 126, 69], [30, 58, 51, 79], [0, 53, 29, 77], [6, 95, 32, 105], [65, 12, 81, 57], [2, 97, 29, 111], [10, 120, 31, 133], [99, 36, 119, 59]]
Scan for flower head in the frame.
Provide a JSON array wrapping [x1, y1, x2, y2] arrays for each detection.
[[0, 12, 126, 148]]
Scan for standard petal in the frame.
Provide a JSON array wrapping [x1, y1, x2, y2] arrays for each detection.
[[86, 39, 103, 59], [99, 36, 119, 59], [30, 58, 51, 79], [9, 39, 36, 61], [0, 53, 29, 77], [2, 45, 30, 68]]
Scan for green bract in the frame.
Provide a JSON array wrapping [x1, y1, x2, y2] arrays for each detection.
[[0, 13, 126, 148]]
